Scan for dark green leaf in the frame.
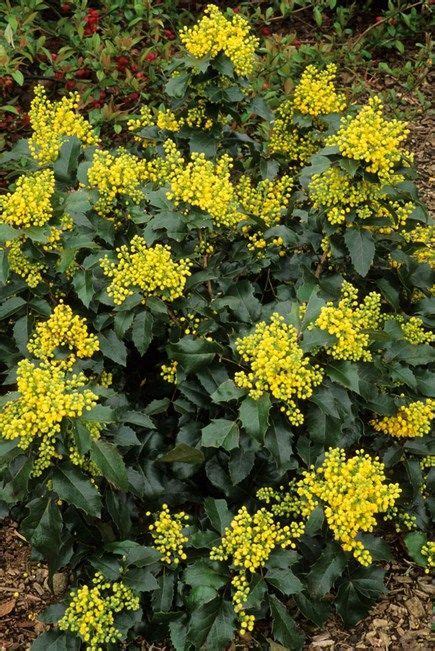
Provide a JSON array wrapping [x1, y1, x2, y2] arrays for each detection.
[[269, 595, 304, 650], [266, 567, 303, 595], [167, 337, 221, 373], [99, 330, 127, 366], [294, 593, 331, 627], [204, 498, 232, 534], [344, 228, 375, 277], [90, 439, 128, 490], [239, 395, 271, 442], [307, 543, 347, 597], [31, 631, 80, 650], [52, 466, 101, 517], [159, 443, 204, 464], [188, 597, 235, 651], [132, 311, 154, 355], [201, 419, 239, 451]]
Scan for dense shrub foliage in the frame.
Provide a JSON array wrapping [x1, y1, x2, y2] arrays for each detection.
[[0, 5, 434, 650]]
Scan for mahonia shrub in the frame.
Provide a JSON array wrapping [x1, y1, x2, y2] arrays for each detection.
[[0, 5, 433, 650]]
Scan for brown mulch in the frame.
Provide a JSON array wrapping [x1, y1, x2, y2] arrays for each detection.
[[305, 565, 433, 650], [0, 519, 433, 650], [0, 520, 67, 650]]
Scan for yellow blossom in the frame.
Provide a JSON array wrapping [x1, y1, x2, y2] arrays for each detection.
[[371, 400, 434, 438], [293, 64, 346, 117], [295, 448, 401, 565], [269, 99, 317, 162], [161, 361, 178, 384], [313, 281, 382, 361], [87, 149, 159, 216], [234, 313, 323, 425], [309, 166, 413, 229], [148, 504, 189, 565], [27, 303, 99, 368], [237, 174, 293, 228], [100, 235, 191, 305], [421, 542, 435, 574], [29, 85, 98, 164], [180, 4, 259, 76], [0, 170, 55, 229], [210, 506, 304, 634], [326, 96, 410, 181], [59, 572, 139, 651], [5, 238, 45, 287], [0, 359, 97, 476]]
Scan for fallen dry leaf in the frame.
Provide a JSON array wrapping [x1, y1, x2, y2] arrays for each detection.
[[0, 599, 16, 617]]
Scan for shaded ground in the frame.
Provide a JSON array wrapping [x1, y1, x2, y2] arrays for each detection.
[[0, 519, 433, 650], [305, 566, 433, 650], [0, 520, 66, 650]]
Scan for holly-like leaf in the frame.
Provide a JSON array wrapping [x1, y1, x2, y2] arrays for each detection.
[[99, 330, 127, 366], [306, 543, 347, 597], [404, 531, 427, 567], [201, 419, 239, 451], [269, 595, 305, 650], [187, 597, 236, 651], [167, 337, 221, 373], [344, 228, 375, 277], [52, 466, 101, 517], [132, 311, 154, 355], [90, 439, 128, 490], [239, 395, 271, 442], [159, 443, 204, 464], [31, 631, 80, 650], [335, 567, 386, 627], [204, 498, 233, 534]]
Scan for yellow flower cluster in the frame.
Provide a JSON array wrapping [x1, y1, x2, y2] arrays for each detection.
[[370, 400, 434, 438], [210, 506, 302, 571], [296, 448, 401, 565], [0, 359, 97, 476], [148, 504, 189, 565], [269, 99, 317, 162], [58, 572, 139, 651], [100, 235, 191, 305], [128, 103, 216, 141], [6, 238, 45, 287], [164, 141, 241, 229], [99, 370, 113, 388], [43, 214, 74, 252], [87, 149, 158, 216], [29, 85, 98, 164], [180, 4, 259, 76], [421, 455, 435, 469], [421, 542, 435, 574], [161, 360, 178, 384], [293, 64, 346, 117], [234, 313, 323, 425], [327, 97, 410, 181], [210, 506, 304, 634], [388, 315, 434, 345], [308, 166, 413, 229], [179, 312, 202, 336], [237, 174, 293, 228], [314, 282, 382, 361], [403, 224, 435, 268], [257, 484, 299, 518], [0, 170, 54, 229], [244, 231, 285, 257], [27, 303, 99, 368]]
